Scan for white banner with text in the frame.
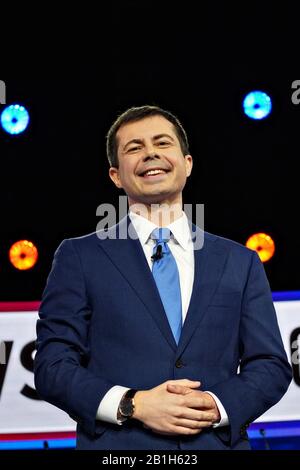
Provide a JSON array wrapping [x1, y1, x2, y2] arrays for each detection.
[[0, 301, 299, 433]]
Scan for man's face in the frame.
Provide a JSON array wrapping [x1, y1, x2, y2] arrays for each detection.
[[109, 115, 193, 206]]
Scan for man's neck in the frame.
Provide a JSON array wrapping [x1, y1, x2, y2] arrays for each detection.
[[129, 201, 183, 227]]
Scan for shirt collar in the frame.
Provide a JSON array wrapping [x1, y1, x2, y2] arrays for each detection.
[[128, 210, 191, 250]]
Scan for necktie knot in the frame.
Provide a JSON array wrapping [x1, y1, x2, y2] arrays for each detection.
[[151, 227, 171, 244]]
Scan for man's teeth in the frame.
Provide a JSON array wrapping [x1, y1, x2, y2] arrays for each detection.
[[144, 169, 166, 176]]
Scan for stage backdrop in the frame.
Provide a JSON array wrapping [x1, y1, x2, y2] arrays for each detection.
[[0, 298, 299, 434]]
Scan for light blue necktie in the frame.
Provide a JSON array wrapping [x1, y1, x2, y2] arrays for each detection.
[[151, 227, 182, 345]]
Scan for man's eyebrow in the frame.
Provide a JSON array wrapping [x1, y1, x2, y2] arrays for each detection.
[[153, 133, 175, 142], [123, 134, 175, 151]]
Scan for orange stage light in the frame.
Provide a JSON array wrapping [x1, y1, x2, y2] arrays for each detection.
[[246, 233, 275, 262], [9, 240, 38, 270]]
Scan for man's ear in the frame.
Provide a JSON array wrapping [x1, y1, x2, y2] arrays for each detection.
[[109, 167, 123, 189], [185, 155, 193, 177]]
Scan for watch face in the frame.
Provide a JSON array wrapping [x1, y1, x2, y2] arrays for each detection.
[[120, 399, 134, 417]]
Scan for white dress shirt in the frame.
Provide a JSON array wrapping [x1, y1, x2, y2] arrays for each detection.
[[96, 211, 229, 427]]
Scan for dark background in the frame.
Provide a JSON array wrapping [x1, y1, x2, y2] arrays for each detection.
[[1, 1, 300, 300]]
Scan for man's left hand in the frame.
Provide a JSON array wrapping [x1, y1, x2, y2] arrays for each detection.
[[166, 383, 221, 425]]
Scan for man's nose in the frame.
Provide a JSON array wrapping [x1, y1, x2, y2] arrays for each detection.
[[143, 148, 160, 161]]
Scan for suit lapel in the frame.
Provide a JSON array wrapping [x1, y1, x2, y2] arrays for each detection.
[[97, 216, 177, 351], [97, 217, 229, 355], [176, 226, 230, 357]]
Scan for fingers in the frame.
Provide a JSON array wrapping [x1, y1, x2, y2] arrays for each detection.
[[167, 379, 201, 388], [175, 408, 218, 423], [167, 425, 203, 436], [178, 391, 215, 410], [167, 384, 192, 395], [167, 385, 214, 410], [138, 379, 215, 437], [173, 418, 213, 429], [183, 394, 215, 410]]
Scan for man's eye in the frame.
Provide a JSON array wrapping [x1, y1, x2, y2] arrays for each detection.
[[127, 146, 141, 152], [157, 141, 170, 146]]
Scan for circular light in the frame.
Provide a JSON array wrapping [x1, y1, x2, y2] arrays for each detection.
[[9, 240, 38, 270], [1, 104, 30, 134], [243, 91, 272, 120], [246, 233, 275, 262]]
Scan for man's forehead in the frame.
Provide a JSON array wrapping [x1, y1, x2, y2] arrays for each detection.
[[117, 116, 175, 141]]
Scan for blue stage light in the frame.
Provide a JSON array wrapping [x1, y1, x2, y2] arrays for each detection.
[[0, 104, 30, 134], [243, 91, 272, 120]]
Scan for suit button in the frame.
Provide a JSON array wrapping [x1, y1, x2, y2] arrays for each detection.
[[175, 359, 184, 368]]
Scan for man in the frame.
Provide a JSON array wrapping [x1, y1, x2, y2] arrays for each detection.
[[34, 105, 292, 450]]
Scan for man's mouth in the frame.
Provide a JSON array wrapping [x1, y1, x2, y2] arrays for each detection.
[[139, 168, 170, 178]]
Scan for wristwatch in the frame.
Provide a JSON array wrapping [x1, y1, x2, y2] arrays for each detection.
[[118, 389, 138, 419]]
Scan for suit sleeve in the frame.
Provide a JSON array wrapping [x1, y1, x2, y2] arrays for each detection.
[[209, 250, 292, 447], [34, 239, 114, 436]]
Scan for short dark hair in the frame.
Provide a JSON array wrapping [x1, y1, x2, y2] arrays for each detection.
[[106, 105, 189, 168]]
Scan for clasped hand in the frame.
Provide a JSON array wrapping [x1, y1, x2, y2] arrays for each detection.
[[133, 379, 221, 436]]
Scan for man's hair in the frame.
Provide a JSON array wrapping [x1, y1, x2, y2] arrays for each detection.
[[106, 105, 189, 168]]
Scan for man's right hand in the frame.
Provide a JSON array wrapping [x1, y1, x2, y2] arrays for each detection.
[[132, 379, 216, 436]]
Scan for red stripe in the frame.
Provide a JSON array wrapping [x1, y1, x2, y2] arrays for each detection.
[[0, 431, 76, 441], [0, 301, 41, 312]]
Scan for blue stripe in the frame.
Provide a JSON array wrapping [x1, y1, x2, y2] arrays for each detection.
[[249, 421, 300, 439], [0, 438, 76, 450], [0, 424, 300, 449], [272, 291, 300, 301]]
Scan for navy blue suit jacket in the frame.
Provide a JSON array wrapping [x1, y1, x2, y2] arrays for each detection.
[[34, 216, 292, 450]]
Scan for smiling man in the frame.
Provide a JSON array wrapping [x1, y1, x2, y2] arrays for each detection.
[[109, 114, 192, 210], [34, 105, 292, 450]]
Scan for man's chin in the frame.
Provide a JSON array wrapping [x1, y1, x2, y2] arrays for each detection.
[[130, 192, 181, 207], [137, 193, 172, 205]]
